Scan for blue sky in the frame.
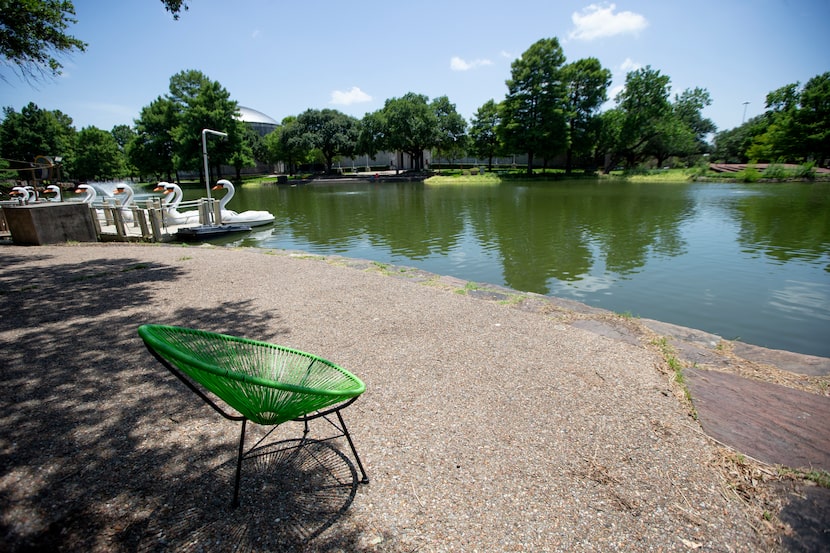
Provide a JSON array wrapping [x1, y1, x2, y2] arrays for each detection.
[[2, 0, 828, 136]]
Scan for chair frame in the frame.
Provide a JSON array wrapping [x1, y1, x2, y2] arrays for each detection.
[[140, 330, 369, 508]]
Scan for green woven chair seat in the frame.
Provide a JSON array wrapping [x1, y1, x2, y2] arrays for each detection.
[[137, 324, 365, 426]]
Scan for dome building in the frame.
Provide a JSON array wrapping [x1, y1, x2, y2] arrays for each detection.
[[236, 106, 278, 136]]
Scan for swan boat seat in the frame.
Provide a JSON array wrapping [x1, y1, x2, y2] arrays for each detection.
[[137, 324, 369, 507]]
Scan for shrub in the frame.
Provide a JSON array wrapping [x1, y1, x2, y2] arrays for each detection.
[[735, 166, 761, 183]]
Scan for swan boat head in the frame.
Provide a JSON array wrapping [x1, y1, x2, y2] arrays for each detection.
[[10, 186, 31, 203], [44, 185, 62, 201], [74, 184, 97, 204]]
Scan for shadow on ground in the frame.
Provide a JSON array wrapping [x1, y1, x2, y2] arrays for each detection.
[[0, 253, 370, 552]]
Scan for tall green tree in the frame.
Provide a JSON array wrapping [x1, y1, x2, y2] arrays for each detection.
[[264, 116, 311, 175], [562, 57, 611, 173], [230, 124, 258, 182], [500, 37, 568, 175], [603, 65, 672, 171], [431, 95, 468, 168], [74, 126, 124, 180], [166, 70, 244, 183], [718, 74, 829, 164], [712, 115, 766, 163], [296, 108, 358, 174], [0, 102, 76, 179], [110, 124, 135, 153], [0, 0, 87, 82], [469, 99, 503, 170], [127, 96, 179, 181], [355, 111, 386, 163], [798, 72, 830, 164], [378, 92, 437, 170], [747, 83, 802, 162]]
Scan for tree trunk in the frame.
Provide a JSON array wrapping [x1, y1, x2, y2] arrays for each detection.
[[526, 152, 534, 175]]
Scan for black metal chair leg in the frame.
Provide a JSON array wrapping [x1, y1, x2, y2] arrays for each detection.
[[232, 418, 248, 508], [336, 410, 369, 484]]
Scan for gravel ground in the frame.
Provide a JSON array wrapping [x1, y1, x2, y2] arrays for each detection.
[[0, 243, 778, 552]]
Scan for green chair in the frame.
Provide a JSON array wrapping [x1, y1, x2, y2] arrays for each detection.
[[137, 324, 369, 507]]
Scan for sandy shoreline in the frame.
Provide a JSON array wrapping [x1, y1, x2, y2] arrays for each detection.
[[1, 242, 825, 551]]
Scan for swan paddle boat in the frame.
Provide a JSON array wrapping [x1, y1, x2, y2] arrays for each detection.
[[211, 179, 275, 227], [154, 182, 201, 226]]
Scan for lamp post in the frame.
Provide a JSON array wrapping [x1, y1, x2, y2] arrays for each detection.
[[201, 128, 227, 224]]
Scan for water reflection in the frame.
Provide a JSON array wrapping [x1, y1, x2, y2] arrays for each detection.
[[187, 180, 830, 357]]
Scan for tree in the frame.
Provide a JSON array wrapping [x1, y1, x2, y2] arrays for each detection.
[[603, 65, 672, 171], [672, 87, 716, 152], [296, 108, 358, 174], [265, 116, 315, 175], [166, 70, 243, 183], [127, 96, 179, 181], [378, 93, 437, 170], [431, 95, 468, 169], [712, 116, 766, 163], [110, 124, 135, 153], [0, 0, 87, 82], [500, 37, 568, 175], [355, 111, 386, 163], [641, 88, 715, 167], [230, 124, 258, 182], [74, 126, 124, 180], [796, 72, 830, 164], [562, 57, 611, 173], [0, 102, 76, 179], [469, 100, 503, 170], [720, 74, 830, 165]]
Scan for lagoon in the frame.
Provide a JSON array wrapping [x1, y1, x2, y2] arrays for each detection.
[[184, 179, 830, 358]]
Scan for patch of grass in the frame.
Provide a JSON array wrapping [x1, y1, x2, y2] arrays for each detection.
[[652, 336, 697, 418], [456, 281, 485, 294], [498, 292, 526, 306], [780, 467, 830, 488], [424, 173, 502, 185], [370, 261, 393, 275], [624, 168, 696, 182]]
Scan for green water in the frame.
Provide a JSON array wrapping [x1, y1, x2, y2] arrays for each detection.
[[188, 179, 830, 358]]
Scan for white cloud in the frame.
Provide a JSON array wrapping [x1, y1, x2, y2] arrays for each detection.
[[619, 57, 641, 73], [251, 29, 261, 39], [568, 3, 648, 41], [329, 86, 372, 106], [450, 56, 493, 71]]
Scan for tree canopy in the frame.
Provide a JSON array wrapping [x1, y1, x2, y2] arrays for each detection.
[[0, 102, 75, 177], [0, 0, 87, 82], [500, 37, 568, 175], [714, 72, 830, 165]]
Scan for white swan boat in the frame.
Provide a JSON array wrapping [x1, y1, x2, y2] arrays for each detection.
[[154, 182, 201, 226], [211, 179, 275, 227]]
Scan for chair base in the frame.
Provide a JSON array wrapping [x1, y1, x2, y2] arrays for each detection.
[[232, 403, 368, 508]]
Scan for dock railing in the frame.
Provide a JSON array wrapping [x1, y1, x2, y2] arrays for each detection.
[[93, 197, 218, 242]]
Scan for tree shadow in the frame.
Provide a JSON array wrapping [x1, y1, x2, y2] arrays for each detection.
[[0, 252, 369, 552]]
